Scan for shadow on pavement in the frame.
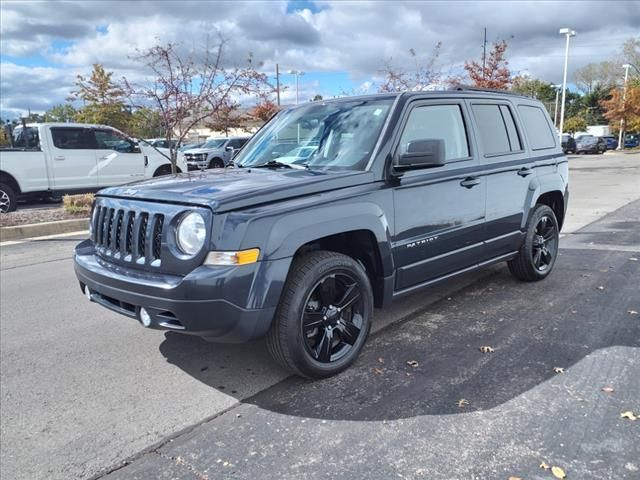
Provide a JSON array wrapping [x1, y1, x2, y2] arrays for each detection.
[[159, 244, 639, 421]]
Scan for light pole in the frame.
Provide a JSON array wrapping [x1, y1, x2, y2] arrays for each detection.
[[288, 70, 305, 105], [553, 84, 562, 128], [558, 28, 576, 138]]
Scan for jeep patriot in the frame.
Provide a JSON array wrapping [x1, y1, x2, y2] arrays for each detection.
[[74, 89, 569, 378]]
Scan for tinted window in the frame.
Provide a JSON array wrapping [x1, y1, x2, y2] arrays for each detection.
[[12, 126, 40, 150], [399, 104, 469, 161], [94, 129, 136, 153], [471, 104, 510, 155], [51, 128, 95, 149], [228, 138, 247, 149], [518, 105, 556, 150], [500, 105, 522, 151]]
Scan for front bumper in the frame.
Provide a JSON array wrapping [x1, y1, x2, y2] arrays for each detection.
[[74, 240, 285, 343]]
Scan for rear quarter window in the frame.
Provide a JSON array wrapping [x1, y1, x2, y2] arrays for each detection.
[[517, 105, 556, 150]]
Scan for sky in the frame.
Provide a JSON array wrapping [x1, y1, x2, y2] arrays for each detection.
[[1, 0, 639, 119]]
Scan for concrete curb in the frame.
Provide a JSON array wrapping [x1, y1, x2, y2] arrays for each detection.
[[0, 218, 90, 242]]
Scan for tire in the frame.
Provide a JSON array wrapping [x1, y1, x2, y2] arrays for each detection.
[[153, 165, 172, 177], [508, 204, 560, 282], [0, 183, 17, 213], [266, 251, 374, 379], [209, 158, 224, 169]]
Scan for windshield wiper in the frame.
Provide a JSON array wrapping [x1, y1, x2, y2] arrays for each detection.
[[250, 160, 307, 170]]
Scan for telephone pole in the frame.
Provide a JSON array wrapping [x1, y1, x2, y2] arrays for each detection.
[[482, 27, 487, 79], [276, 64, 281, 106]]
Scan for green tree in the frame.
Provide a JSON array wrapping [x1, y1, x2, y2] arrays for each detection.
[[70, 64, 130, 130], [43, 104, 78, 123], [563, 116, 587, 134], [128, 107, 164, 138], [511, 77, 557, 102]]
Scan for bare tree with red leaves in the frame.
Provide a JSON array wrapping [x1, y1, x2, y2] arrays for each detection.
[[378, 43, 443, 92], [124, 36, 267, 173], [464, 40, 512, 90]]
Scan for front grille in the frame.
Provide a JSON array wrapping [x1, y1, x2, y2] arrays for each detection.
[[92, 205, 164, 267]]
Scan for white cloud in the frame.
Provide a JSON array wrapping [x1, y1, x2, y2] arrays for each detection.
[[1, 0, 638, 118]]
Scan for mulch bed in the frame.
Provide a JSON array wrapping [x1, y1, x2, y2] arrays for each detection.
[[0, 207, 88, 228]]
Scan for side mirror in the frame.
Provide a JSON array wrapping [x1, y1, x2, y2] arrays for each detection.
[[396, 139, 445, 170], [225, 146, 234, 152], [131, 144, 141, 154]]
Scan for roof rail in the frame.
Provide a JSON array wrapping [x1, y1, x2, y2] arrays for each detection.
[[454, 85, 523, 97]]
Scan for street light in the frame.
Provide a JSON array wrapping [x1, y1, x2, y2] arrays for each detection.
[[617, 63, 640, 150], [288, 69, 305, 105], [558, 28, 576, 138]]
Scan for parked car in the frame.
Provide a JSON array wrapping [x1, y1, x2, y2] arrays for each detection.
[[624, 133, 639, 148], [575, 135, 606, 154], [144, 138, 179, 149], [0, 123, 187, 213], [179, 142, 204, 152], [183, 137, 250, 170], [561, 134, 576, 154], [75, 89, 568, 378], [602, 135, 618, 150]]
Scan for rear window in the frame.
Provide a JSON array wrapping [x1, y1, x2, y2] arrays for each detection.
[[51, 128, 95, 149], [517, 105, 556, 150]]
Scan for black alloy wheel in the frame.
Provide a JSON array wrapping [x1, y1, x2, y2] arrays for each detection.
[[209, 158, 225, 169], [301, 272, 365, 363], [531, 214, 558, 273], [508, 204, 560, 281], [267, 251, 373, 378]]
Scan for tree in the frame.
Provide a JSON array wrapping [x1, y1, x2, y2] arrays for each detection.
[[600, 84, 640, 138], [464, 40, 512, 90], [511, 77, 557, 102], [205, 99, 247, 136], [124, 38, 267, 173], [622, 37, 640, 69], [573, 62, 617, 95], [43, 104, 77, 123], [312, 94, 323, 101], [378, 43, 443, 92], [563, 116, 587, 134], [249, 98, 279, 123], [128, 107, 165, 139], [70, 64, 130, 130]]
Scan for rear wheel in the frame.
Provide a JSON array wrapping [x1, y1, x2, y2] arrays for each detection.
[[0, 183, 17, 213], [508, 204, 559, 282], [266, 251, 373, 378]]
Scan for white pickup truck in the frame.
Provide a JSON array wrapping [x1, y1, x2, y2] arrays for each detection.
[[0, 123, 186, 213]]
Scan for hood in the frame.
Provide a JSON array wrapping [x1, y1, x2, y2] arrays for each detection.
[[183, 147, 222, 155], [98, 168, 374, 212]]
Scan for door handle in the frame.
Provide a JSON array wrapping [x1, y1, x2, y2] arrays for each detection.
[[54, 155, 65, 161], [517, 167, 534, 177], [460, 177, 480, 189]]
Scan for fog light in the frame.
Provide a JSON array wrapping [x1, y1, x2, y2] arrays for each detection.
[[140, 308, 152, 327], [84, 285, 92, 301]]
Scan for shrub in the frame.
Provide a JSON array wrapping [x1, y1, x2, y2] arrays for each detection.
[[62, 193, 94, 215]]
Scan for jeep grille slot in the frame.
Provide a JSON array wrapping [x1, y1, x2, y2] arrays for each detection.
[[93, 205, 165, 268]]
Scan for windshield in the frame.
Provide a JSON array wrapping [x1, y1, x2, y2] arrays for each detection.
[[235, 98, 394, 170], [203, 139, 227, 149]]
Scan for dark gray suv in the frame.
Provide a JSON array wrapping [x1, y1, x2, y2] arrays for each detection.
[[75, 88, 569, 378]]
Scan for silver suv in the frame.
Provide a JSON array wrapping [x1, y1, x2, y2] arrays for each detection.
[[183, 137, 250, 170]]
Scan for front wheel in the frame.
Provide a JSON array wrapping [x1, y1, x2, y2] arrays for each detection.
[[508, 204, 559, 282], [267, 251, 373, 378], [209, 158, 225, 169]]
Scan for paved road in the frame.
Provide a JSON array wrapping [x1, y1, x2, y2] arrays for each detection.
[[1, 152, 638, 480]]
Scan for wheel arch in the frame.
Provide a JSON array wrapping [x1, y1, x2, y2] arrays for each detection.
[[0, 170, 21, 194]]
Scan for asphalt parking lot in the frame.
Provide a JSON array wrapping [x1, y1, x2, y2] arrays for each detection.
[[1, 152, 639, 480]]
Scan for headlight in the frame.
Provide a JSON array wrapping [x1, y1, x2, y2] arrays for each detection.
[[176, 211, 206, 255]]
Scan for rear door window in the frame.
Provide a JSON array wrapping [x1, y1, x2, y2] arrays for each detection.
[[51, 128, 95, 149], [517, 105, 557, 150], [471, 104, 510, 155]]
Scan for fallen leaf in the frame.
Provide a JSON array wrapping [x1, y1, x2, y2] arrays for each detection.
[[621, 411, 638, 421], [406, 360, 419, 367], [457, 398, 469, 408], [378, 357, 385, 364], [479, 345, 495, 353], [553, 367, 565, 374], [596, 285, 605, 291], [601, 386, 615, 393], [628, 310, 638, 315], [552, 466, 566, 479], [540, 461, 550, 470], [373, 367, 383, 375]]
